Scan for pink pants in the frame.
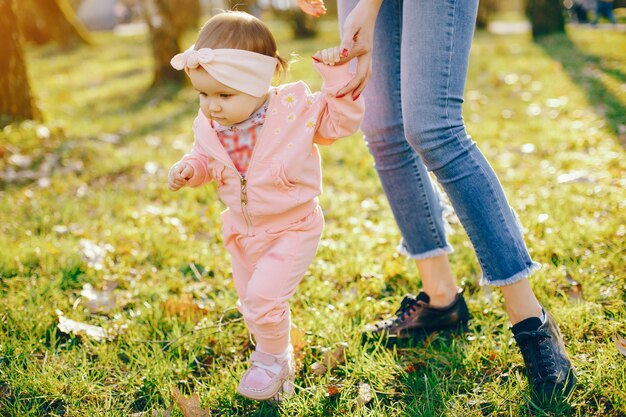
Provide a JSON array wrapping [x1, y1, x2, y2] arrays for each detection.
[[223, 206, 324, 354]]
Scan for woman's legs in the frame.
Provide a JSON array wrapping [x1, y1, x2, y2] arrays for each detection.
[[334, 0, 574, 399], [398, 0, 573, 399], [338, 0, 458, 307], [400, 0, 542, 321], [415, 253, 457, 307]]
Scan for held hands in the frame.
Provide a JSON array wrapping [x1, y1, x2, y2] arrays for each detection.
[[312, 47, 344, 66], [299, 0, 382, 100], [337, 0, 381, 99], [168, 162, 194, 191]]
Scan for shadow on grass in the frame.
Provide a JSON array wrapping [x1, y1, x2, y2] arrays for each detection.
[[537, 33, 625, 149], [115, 81, 199, 140]]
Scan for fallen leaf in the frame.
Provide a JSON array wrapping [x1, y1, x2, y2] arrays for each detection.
[[8, 153, 32, 168], [615, 335, 626, 357], [326, 384, 342, 397], [163, 294, 209, 321], [356, 382, 373, 407], [56, 312, 108, 341], [557, 171, 593, 184], [403, 364, 416, 374], [290, 324, 306, 351], [311, 342, 348, 376], [565, 272, 584, 302], [172, 387, 209, 417]]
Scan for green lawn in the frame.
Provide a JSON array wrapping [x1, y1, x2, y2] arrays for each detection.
[[1, 19, 625, 416]]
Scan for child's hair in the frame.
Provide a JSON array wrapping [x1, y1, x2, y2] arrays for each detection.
[[194, 11, 288, 80]]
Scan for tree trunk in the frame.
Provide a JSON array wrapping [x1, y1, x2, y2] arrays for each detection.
[[16, 0, 90, 46], [0, 0, 40, 125], [476, 0, 498, 29], [272, 7, 318, 39], [525, 0, 565, 39], [142, 0, 185, 86], [172, 0, 200, 38], [289, 11, 317, 39]]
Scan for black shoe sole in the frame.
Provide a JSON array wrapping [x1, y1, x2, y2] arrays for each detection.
[[362, 320, 470, 347]]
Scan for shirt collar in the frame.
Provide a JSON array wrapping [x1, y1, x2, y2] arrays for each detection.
[[212, 97, 270, 135]]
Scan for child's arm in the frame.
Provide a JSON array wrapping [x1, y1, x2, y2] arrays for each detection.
[[311, 47, 365, 144], [168, 138, 211, 190]]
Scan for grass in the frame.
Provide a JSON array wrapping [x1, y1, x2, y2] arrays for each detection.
[[1, 18, 625, 417]]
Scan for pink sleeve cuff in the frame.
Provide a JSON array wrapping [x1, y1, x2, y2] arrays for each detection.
[[313, 60, 354, 94]]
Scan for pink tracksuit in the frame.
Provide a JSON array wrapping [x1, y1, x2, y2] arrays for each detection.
[[179, 61, 364, 353]]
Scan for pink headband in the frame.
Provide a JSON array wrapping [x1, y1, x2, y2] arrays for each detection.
[[170, 46, 278, 97]]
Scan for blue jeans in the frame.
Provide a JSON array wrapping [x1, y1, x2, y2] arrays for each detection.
[[593, 1, 617, 24], [338, 0, 540, 286]]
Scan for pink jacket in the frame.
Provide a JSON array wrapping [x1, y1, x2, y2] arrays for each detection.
[[179, 61, 364, 236]]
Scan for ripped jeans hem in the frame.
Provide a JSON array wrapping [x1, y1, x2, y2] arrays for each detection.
[[480, 261, 542, 287], [397, 240, 455, 260]]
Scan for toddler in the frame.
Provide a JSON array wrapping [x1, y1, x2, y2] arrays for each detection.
[[167, 11, 364, 401]]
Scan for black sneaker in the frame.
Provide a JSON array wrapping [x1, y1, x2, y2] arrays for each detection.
[[363, 288, 470, 341], [513, 311, 576, 401]]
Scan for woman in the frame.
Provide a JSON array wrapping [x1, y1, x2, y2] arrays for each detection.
[[298, 0, 576, 402]]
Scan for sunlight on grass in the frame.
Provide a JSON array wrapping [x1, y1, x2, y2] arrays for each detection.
[[0, 17, 624, 417]]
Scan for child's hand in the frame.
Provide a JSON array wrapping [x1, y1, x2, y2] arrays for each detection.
[[312, 47, 345, 66], [168, 162, 194, 191], [297, 0, 326, 18]]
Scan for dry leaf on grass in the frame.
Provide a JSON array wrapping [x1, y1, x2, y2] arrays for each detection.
[[311, 342, 348, 376], [290, 325, 307, 365], [56, 310, 108, 341], [172, 387, 210, 417], [356, 382, 373, 407], [565, 272, 584, 302], [163, 294, 209, 321], [326, 384, 342, 397], [615, 335, 626, 357]]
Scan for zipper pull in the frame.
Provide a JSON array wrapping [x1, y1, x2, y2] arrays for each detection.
[[240, 177, 248, 205]]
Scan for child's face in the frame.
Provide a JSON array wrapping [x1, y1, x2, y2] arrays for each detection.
[[188, 68, 267, 126]]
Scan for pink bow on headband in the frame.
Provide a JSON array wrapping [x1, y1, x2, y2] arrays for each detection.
[[170, 46, 277, 97], [171, 48, 216, 70]]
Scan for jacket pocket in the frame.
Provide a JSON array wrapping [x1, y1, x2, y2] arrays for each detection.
[[248, 159, 300, 216], [271, 163, 296, 191]]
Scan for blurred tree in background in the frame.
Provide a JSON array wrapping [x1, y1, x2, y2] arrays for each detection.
[[141, 0, 200, 87], [273, 5, 317, 38], [15, 0, 90, 46], [526, 0, 566, 38], [172, 0, 201, 37], [476, 0, 498, 29], [0, 0, 40, 126]]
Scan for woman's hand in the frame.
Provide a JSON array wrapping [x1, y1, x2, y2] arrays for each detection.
[[168, 162, 194, 191], [337, 0, 382, 100], [297, 0, 327, 17]]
